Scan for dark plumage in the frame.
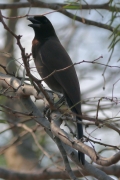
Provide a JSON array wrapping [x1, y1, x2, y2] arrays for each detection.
[[28, 16, 84, 164]]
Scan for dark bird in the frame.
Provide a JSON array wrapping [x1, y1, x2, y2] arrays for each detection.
[[28, 16, 84, 165]]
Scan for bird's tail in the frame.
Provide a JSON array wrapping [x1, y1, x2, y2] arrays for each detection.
[[63, 91, 84, 164], [77, 121, 85, 165]]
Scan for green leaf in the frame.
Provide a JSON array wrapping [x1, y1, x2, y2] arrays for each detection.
[[0, 119, 6, 124]]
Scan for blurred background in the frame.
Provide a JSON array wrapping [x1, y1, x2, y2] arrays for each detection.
[[0, 0, 120, 179]]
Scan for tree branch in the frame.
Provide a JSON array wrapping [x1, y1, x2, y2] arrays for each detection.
[[0, 1, 120, 12], [0, 1, 116, 32], [0, 72, 119, 167], [0, 165, 119, 180]]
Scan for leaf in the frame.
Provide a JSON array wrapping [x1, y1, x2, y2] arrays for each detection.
[[0, 119, 6, 124]]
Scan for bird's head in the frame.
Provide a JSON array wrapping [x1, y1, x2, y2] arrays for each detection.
[[28, 16, 56, 40]]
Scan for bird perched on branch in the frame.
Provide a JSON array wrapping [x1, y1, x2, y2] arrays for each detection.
[[28, 15, 84, 165]]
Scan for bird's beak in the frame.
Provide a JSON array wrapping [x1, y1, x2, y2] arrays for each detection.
[[27, 17, 39, 23], [28, 17, 40, 28], [28, 24, 40, 28]]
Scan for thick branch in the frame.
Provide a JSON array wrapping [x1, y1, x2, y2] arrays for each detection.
[[0, 74, 114, 179], [1, 165, 120, 180], [0, 73, 119, 168], [0, 1, 120, 12], [0, 1, 116, 32], [21, 97, 115, 180], [0, 167, 81, 180], [51, 115, 120, 166], [0, 73, 43, 99]]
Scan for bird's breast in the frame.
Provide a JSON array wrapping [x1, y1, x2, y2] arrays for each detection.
[[32, 41, 63, 93]]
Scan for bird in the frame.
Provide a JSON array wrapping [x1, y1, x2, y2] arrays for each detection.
[[28, 15, 85, 165]]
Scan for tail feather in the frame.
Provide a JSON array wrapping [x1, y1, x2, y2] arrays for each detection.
[[77, 122, 85, 165], [63, 91, 85, 164]]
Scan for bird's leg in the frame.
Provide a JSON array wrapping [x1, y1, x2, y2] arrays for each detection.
[[43, 89, 55, 121], [43, 103, 49, 122], [55, 95, 66, 108], [44, 95, 65, 122]]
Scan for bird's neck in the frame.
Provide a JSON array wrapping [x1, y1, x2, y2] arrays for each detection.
[[34, 33, 59, 44]]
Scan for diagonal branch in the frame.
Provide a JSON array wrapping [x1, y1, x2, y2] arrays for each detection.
[[0, 1, 120, 12], [0, 1, 116, 32]]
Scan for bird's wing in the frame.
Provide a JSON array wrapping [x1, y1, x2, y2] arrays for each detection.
[[39, 38, 81, 114]]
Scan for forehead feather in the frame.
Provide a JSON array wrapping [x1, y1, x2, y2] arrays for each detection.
[[34, 16, 49, 24]]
